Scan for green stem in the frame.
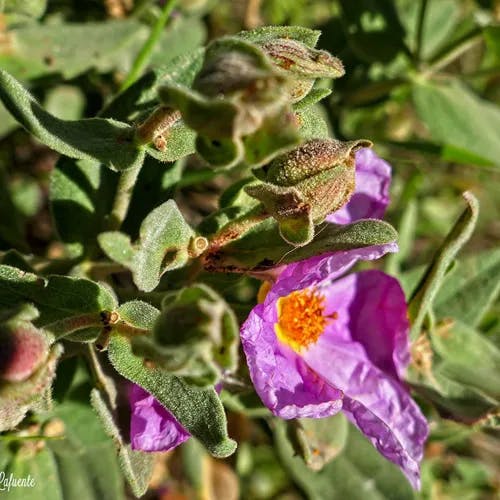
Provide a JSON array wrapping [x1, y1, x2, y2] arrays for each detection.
[[106, 164, 142, 230], [415, 0, 428, 63], [208, 205, 268, 250], [423, 30, 483, 77], [112, 321, 150, 338], [45, 314, 103, 339], [85, 345, 117, 397], [120, 0, 179, 91]]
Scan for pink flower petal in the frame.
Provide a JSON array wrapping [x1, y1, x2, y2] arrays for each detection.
[[327, 148, 391, 224], [129, 384, 190, 452]]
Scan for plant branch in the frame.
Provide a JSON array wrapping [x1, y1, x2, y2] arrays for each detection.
[[423, 30, 483, 77], [106, 164, 142, 231], [120, 0, 178, 91]]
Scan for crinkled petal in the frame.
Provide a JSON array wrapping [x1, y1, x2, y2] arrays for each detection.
[[129, 383, 190, 452], [320, 270, 410, 380], [327, 148, 391, 224], [240, 302, 343, 419], [302, 333, 428, 489], [268, 243, 398, 300]]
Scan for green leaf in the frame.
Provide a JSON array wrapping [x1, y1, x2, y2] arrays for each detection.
[[413, 79, 500, 167], [149, 16, 207, 68], [238, 26, 321, 47], [5, 448, 63, 500], [397, 0, 460, 59], [484, 25, 500, 62], [294, 88, 332, 110], [207, 218, 398, 271], [431, 320, 500, 403], [433, 248, 500, 327], [98, 232, 135, 267], [121, 157, 184, 236], [0, 265, 117, 325], [0, 69, 145, 171], [45, 85, 85, 121], [3, 0, 47, 23], [100, 49, 205, 122], [145, 121, 196, 163], [275, 420, 414, 500], [410, 319, 500, 425], [99, 200, 195, 292], [408, 192, 479, 339], [45, 383, 126, 500], [117, 300, 160, 330], [0, 19, 145, 80], [385, 198, 417, 276], [107, 334, 237, 458], [50, 158, 118, 257], [91, 388, 154, 498], [296, 104, 330, 139]]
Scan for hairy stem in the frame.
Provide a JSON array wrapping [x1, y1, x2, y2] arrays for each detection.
[[106, 164, 142, 230], [45, 313, 103, 339], [207, 205, 268, 251]]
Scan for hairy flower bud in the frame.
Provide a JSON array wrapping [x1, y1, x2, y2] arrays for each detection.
[[246, 138, 372, 245], [132, 284, 239, 387], [259, 38, 345, 102], [0, 322, 49, 383], [159, 38, 300, 168]]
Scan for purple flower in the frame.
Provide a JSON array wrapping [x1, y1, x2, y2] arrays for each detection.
[[327, 147, 391, 224], [129, 384, 190, 452], [240, 244, 428, 489]]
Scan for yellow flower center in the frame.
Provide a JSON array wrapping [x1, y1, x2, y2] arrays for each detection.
[[275, 288, 337, 352]]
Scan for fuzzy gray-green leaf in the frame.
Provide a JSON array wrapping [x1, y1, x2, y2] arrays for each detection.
[[132, 200, 195, 291], [51, 158, 118, 257], [90, 388, 154, 498], [208, 218, 398, 270], [0, 265, 117, 325], [107, 335, 236, 458], [408, 192, 479, 339], [0, 69, 145, 171]]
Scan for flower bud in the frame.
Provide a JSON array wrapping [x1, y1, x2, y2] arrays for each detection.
[[259, 38, 345, 102], [158, 38, 300, 168], [132, 284, 239, 387], [246, 138, 372, 245], [0, 323, 49, 383]]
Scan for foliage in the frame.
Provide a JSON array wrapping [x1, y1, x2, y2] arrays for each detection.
[[0, 0, 499, 499]]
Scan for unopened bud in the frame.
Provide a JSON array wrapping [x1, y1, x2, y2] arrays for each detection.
[[246, 138, 372, 245], [260, 39, 345, 102], [0, 323, 49, 383]]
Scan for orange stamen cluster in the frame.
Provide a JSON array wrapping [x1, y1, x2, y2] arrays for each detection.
[[275, 288, 334, 352]]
